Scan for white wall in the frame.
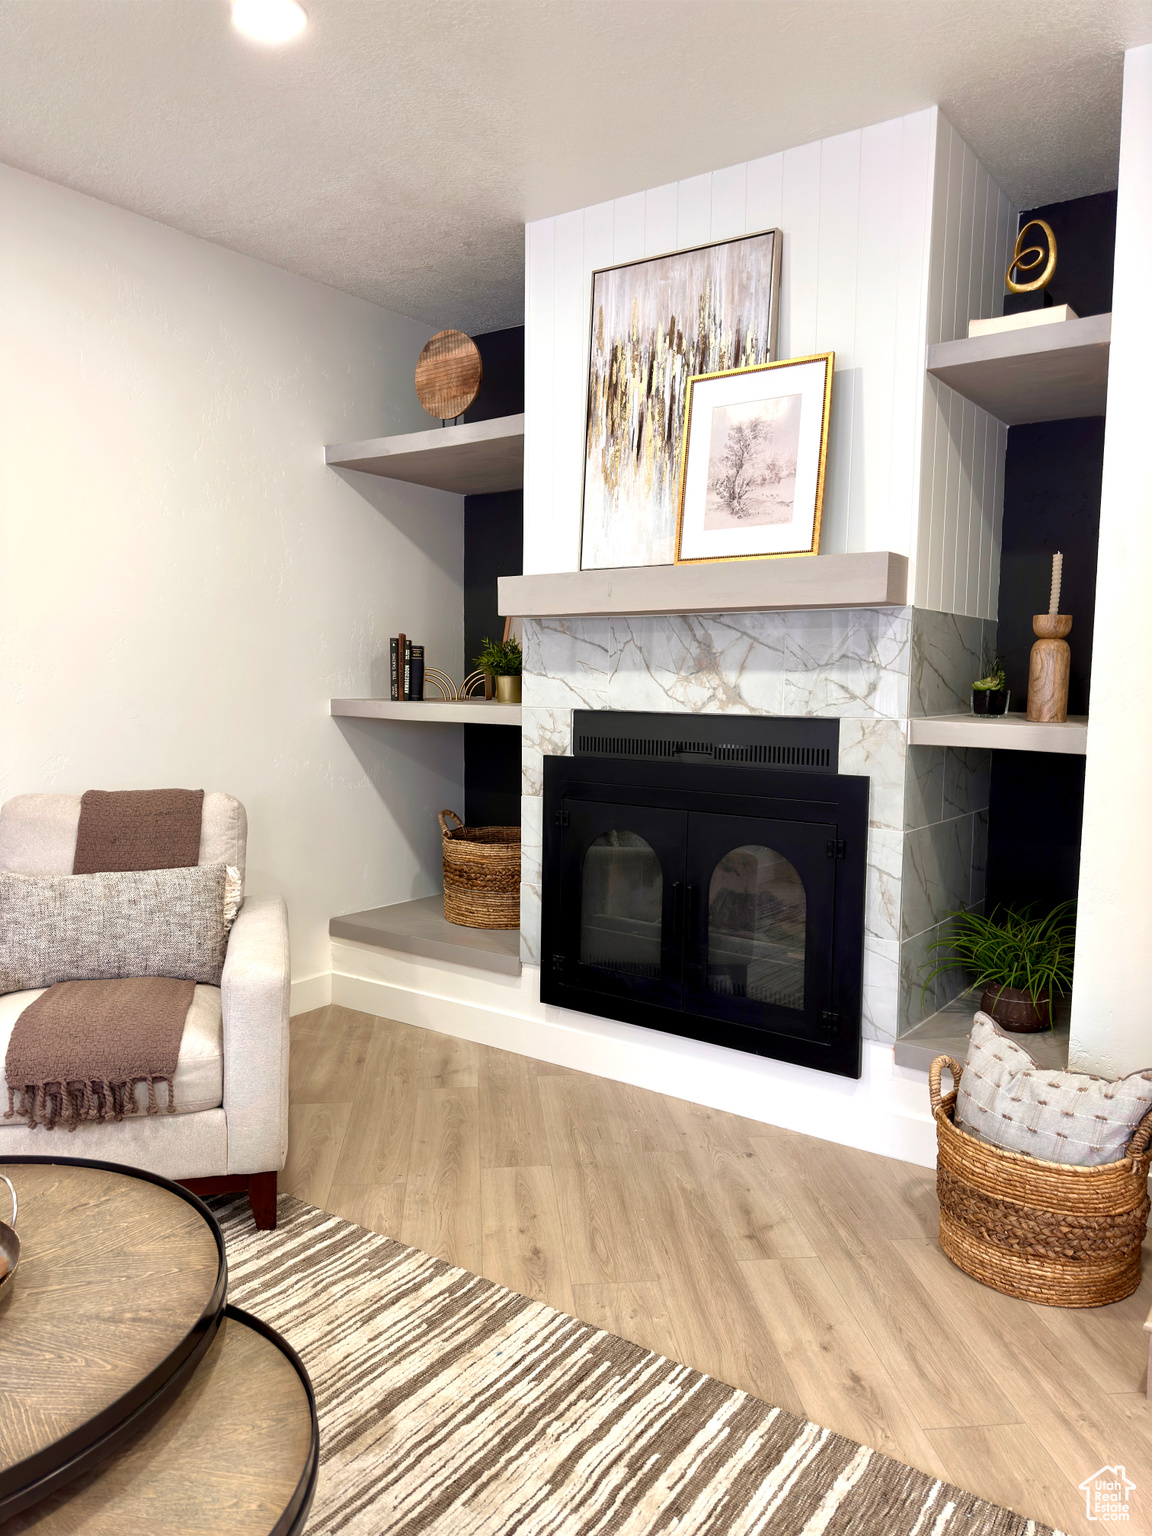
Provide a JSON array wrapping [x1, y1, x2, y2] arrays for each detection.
[[0, 166, 465, 994], [915, 116, 1016, 619], [1069, 44, 1152, 1077], [524, 108, 1012, 621]]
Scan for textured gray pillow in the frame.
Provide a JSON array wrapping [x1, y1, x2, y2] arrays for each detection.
[[956, 1013, 1152, 1166], [0, 866, 233, 991]]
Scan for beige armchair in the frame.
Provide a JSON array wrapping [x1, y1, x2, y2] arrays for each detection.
[[0, 793, 289, 1227]]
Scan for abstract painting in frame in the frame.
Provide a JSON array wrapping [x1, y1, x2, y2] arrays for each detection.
[[674, 353, 834, 564], [580, 228, 782, 571]]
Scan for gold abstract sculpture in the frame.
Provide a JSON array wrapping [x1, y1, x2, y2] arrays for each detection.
[[419, 668, 493, 702], [423, 669, 458, 701], [1006, 219, 1057, 294]]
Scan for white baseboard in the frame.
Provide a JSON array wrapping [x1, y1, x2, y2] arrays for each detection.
[[328, 942, 938, 1169], [290, 971, 333, 1016]]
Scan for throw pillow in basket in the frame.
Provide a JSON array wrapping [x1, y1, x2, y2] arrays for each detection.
[[956, 1012, 1152, 1167], [0, 865, 242, 992]]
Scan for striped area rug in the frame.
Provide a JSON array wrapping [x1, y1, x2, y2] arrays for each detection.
[[214, 1195, 1060, 1536]]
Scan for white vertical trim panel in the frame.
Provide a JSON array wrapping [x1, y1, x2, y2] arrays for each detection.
[[813, 130, 862, 555], [523, 216, 556, 575], [612, 192, 646, 264], [710, 162, 747, 240], [643, 182, 678, 257], [551, 210, 587, 576], [779, 138, 822, 360], [1071, 43, 1152, 1075], [855, 117, 903, 557], [746, 152, 784, 238], [675, 173, 712, 248], [891, 108, 936, 586], [948, 144, 979, 612]]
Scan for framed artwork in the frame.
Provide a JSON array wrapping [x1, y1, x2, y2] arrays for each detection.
[[674, 353, 834, 565], [580, 228, 782, 571]]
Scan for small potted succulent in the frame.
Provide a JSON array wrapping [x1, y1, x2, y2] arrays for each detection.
[[971, 655, 1010, 716], [474, 635, 523, 704], [921, 902, 1075, 1032]]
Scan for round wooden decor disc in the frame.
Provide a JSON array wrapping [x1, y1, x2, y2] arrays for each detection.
[[415, 330, 483, 420]]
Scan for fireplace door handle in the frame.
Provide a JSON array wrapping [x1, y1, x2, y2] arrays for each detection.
[[671, 882, 685, 941], [680, 884, 704, 987], [671, 883, 699, 936]]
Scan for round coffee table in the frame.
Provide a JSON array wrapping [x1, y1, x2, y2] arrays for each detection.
[[0, 1157, 317, 1533]]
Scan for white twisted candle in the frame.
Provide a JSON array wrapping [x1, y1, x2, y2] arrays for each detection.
[[1049, 550, 1063, 616]]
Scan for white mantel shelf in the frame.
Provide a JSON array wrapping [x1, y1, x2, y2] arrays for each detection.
[[325, 414, 524, 495], [499, 551, 908, 619], [926, 313, 1110, 426], [331, 698, 522, 726], [908, 712, 1088, 754]]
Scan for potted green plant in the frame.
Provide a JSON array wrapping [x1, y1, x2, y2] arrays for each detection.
[[474, 635, 523, 704], [921, 902, 1075, 1032], [971, 655, 1010, 716]]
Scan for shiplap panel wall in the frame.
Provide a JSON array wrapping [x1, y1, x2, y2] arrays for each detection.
[[523, 109, 1015, 621], [524, 110, 937, 579], [915, 117, 1017, 617]]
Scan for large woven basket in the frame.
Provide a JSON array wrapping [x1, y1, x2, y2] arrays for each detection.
[[930, 1056, 1152, 1308], [439, 810, 520, 930]]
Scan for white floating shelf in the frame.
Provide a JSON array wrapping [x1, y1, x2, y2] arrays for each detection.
[[908, 712, 1087, 754], [926, 313, 1110, 425], [325, 414, 524, 495], [499, 551, 907, 619], [331, 697, 522, 726]]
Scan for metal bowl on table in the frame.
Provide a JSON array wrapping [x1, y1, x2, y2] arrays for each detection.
[[0, 1175, 20, 1291]]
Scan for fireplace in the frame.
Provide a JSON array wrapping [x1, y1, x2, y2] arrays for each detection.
[[539, 713, 868, 1078]]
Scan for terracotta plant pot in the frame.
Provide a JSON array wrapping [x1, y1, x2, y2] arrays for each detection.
[[495, 675, 522, 704], [980, 984, 1051, 1033]]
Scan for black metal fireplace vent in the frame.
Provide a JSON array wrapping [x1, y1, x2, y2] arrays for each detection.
[[572, 711, 839, 773]]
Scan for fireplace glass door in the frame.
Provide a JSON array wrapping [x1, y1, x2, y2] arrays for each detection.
[[684, 811, 834, 1043], [705, 844, 807, 1011], [558, 801, 686, 1009], [580, 831, 664, 977]]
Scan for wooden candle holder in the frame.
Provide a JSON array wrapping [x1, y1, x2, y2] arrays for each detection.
[[1027, 614, 1072, 722]]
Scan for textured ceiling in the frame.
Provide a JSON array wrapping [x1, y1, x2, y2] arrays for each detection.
[[1, 0, 1149, 333]]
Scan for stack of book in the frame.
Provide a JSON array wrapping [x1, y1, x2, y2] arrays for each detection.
[[389, 634, 425, 700]]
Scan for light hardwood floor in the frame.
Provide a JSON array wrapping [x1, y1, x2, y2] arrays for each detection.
[[286, 1004, 1152, 1536]]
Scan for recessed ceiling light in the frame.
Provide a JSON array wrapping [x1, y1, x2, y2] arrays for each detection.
[[231, 0, 307, 45]]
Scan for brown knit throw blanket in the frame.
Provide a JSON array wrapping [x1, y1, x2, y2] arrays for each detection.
[[6, 978, 195, 1130], [72, 787, 204, 873], [5, 788, 205, 1131]]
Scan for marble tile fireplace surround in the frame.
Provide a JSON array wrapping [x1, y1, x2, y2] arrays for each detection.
[[519, 605, 996, 1045]]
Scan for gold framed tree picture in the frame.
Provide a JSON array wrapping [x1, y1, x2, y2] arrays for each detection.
[[674, 352, 834, 565]]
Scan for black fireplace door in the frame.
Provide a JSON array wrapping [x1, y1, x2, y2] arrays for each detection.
[[558, 800, 686, 1009], [682, 811, 836, 1045]]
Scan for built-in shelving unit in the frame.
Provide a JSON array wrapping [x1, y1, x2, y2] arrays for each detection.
[[926, 313, 1110, 425], [500, 550, 907, 619], [908, 712, 1087, 755], [331, 698, 522, 726], [325, 413, 524, 495], [330, 894, 521, 976]]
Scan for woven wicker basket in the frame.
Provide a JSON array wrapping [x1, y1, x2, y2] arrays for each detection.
[[439, 810, 520, 930], [930, 1056, 1152, 1308]]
